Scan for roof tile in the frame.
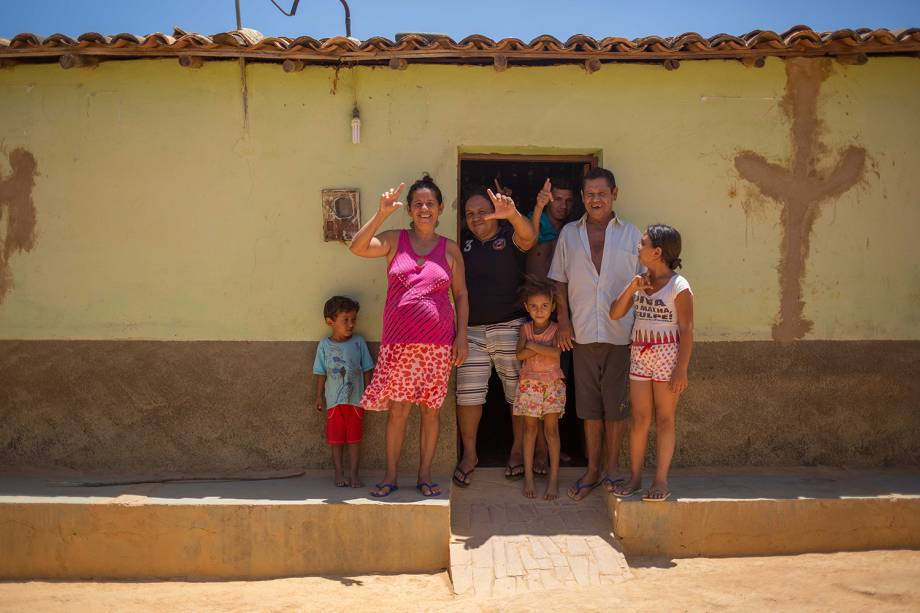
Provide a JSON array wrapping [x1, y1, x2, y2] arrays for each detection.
[[1, 26, 917, 64]]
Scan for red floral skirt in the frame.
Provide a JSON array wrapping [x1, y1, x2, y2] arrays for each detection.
[[361, 343, 452, 412]]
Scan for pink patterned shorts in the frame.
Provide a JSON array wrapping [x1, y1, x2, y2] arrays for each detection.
[[512, 378, 566, 418], [361, 343, 452, 412], [630, 342, 680, 382]]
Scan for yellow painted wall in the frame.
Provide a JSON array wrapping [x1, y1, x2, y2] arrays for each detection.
[[0, 58, 918, 341]]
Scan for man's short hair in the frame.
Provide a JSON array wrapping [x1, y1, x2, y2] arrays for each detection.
[[550, 176, 575, 193], [582, 167, 617, 190], [323, 295, 360, 320]]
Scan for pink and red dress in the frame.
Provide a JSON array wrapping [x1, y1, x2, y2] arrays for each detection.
[[361, 230, 455, 412]]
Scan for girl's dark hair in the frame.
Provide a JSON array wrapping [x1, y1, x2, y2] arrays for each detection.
[[323, 295, 360, 320], [646, 224, 683, 270], [406, 174, 443, 205], [518, 274, 557, 304]]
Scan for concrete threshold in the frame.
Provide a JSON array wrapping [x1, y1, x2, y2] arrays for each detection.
[[608, 467, 920, 558], [0, 471, 450, 579]]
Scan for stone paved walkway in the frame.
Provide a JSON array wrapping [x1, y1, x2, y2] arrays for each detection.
[[449, 467, 632, 597]]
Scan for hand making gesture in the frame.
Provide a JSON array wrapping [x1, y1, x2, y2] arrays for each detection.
[[535, 178, 552, 209], [484, 187, 520, 221], [378, 183, 405, 216], [493, 178, 513, 198], [631, 273, 653, 293]]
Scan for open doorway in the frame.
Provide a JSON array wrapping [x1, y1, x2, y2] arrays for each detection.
[[457, 153, 597, 467]]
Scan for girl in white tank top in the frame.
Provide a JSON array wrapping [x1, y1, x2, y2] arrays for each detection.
[[609, 224, 694, 502]]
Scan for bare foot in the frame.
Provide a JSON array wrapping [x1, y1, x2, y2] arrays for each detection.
[[522, 477, 536, 499], [543, 476, 559, 501], [334, 473, 348, 487], [349, 474, 364, 488]]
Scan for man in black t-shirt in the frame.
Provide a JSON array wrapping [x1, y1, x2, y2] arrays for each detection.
[[452, 187, 536, 489]]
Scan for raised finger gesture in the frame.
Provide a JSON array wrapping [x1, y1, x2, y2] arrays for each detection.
[[493, 178, 513, 198], [378, 183, 405, 215], [484, 188, 518, 221], [535, 178, 552, 209]]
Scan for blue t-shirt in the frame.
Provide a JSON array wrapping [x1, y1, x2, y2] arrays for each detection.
[[527, 210, 561, 244], [312, 335, 375, 408]]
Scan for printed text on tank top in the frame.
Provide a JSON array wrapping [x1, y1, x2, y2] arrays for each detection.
[[632, 274, 691, 353]]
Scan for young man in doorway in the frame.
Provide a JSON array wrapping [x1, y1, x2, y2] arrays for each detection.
[[526, 176, 576, 281], [548, 167, 643, 501]]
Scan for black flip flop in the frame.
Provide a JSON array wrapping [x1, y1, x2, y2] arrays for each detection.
[[504, 463, 525, 481], [452, 464, 475, 488]]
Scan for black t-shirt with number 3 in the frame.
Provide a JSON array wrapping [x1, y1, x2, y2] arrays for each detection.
[[461, 224, 527, 326]]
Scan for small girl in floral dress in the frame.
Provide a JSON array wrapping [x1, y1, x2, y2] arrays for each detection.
[[513, 276, 565, 501]]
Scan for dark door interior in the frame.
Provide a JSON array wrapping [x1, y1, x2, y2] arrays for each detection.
[[457, 155, 596, 467]]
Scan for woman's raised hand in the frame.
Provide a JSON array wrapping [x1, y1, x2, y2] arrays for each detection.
[[535, 178, 552, 209], [379, 183, 405, 215], [484, 188, 519, 221]]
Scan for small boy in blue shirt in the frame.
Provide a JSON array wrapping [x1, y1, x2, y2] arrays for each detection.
[[313, 296, 374, 487]]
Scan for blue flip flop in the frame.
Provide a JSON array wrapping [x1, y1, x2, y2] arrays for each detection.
[[416, 482, 441, 497], [370, 482, 399, 498], [567, 477, 602, 501], [601, 475, 625, 493]]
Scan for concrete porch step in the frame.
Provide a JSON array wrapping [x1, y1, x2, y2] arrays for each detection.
[[0, 471, 450, 579], [608, 468, 920, 558], [449, 467, 632, 598]]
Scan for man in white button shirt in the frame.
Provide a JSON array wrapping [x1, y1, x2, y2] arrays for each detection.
[[548, 167, 642, 501]]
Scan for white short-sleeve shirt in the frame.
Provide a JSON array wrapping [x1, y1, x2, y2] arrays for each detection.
[[548, 214, 643, 345]]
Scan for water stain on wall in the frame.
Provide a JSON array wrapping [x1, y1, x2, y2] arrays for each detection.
[[0, 148, 38, 303], [734, 58, 866, 342]]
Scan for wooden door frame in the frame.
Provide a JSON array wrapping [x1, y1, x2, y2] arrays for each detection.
[[456, 153, 599, 238]]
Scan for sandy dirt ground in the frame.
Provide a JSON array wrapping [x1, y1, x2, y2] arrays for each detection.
[[1, 550, 918, 612]]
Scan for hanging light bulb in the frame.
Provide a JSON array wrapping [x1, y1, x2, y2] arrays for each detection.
[[351, 105, 361, 144]]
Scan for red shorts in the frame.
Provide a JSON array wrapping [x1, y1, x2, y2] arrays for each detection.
[[326, 404, 364, 445]]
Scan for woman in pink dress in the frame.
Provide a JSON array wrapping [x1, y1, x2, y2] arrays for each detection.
[[349, 175, 469, 498]]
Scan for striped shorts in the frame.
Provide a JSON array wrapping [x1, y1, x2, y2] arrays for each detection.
[[456, 317, 527, 407]]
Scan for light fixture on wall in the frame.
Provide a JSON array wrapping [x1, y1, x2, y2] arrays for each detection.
[[351, 106, 361, 144]]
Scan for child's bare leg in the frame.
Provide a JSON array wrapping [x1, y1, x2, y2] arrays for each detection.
[[542, 413, 561, 500], [522, 416, 538, 498], [613, 380, 653, 495], [347, 443, 362, 487], [331, 445, 347, 486], [648, 382, 679, 499], [534, 423, 548, 475]]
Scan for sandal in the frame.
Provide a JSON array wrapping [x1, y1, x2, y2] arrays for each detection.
[[370, 482, 399, 498], [642, 487, 671, 502], [601, 476, 625, 493], [416, 482, 441, 497], [567, 477, 602, 501], [504, 464, 525, 481], [452, 464, 475, 488], [612, 483, 642, 498]]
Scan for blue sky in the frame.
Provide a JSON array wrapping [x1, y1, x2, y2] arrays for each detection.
[[1, 0, 918, 41]]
